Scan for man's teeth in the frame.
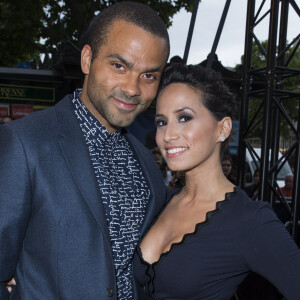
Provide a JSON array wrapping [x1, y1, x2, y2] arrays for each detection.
[[167, 147, 187, 154]]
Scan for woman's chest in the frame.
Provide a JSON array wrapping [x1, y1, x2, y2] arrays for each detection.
[[135, 226, 248, 299]]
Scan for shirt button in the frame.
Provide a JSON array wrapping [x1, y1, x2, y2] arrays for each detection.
[[106, 288, 113, 297]]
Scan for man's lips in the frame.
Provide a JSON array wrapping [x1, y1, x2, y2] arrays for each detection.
[[113, 98, 138, 111]]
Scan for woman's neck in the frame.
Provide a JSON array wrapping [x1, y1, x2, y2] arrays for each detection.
[[182, 163, 235, 204]]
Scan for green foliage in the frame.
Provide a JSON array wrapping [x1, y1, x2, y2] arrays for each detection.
[[0, 0, 45, 66], [0, 0, 195, 67]]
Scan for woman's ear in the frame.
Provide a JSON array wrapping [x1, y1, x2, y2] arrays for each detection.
[[81, 45, 92, 75], [218, 117, 232, 143]]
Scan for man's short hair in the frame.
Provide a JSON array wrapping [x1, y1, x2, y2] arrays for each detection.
[[85, 2, 170, 61]]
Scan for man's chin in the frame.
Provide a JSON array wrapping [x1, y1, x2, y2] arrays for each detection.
[[110, 117, 136, 129], [113, 112, 140, 127]]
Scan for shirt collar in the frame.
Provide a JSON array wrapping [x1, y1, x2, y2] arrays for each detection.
[[72, 88, 122, 145]]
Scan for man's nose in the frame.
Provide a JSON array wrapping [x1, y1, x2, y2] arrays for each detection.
[[121, 74, 141, 97]]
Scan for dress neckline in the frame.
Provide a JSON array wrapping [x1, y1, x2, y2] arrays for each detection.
[[138, 186, 239, 266]]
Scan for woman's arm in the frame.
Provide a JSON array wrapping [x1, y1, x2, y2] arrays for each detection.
[[244, 203, 300, 299]]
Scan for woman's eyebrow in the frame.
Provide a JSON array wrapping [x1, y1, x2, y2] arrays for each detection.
[[155, 113, 165, 118], [155, 107, 195, 118], [175, 107, 195, 113]]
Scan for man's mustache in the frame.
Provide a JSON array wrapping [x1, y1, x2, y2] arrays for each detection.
[[112, 90, 142, 104]]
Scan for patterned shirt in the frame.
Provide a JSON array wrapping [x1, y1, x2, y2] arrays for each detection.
[[72, 89, 150, 299]]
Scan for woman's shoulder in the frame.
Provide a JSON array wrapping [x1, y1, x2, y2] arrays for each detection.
[[227, 187, 280, 225], [166, 186, 276, 224], [229, 186, 266, 206]]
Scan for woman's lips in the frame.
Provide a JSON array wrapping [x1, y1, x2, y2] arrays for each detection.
[[165, 147, 187, 158]]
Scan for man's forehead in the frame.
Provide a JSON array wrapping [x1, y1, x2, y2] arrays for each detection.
[[100, 21, 167, 71], [109, 19, 149, 34], [107, 20, 167, 48]]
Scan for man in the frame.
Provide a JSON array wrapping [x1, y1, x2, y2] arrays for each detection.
[[1, 116, 13, 124], [0, 2, 169, 299], [280, 173, 293, 198]]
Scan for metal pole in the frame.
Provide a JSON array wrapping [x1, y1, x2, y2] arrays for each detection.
[[278, 1, 300, 242], [237, 0, 255, 187], [269, 0, 289, 207], [293, 109, 300, 243], [260, 0, 280, 202], [206, 0, 231, 69], [183, 0, 200, 63]]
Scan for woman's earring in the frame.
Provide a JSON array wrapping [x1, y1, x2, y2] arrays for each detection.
[[220, 136, 225, 142]]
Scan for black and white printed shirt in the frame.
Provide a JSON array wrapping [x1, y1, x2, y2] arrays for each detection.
[[72, 89, 150, 299]]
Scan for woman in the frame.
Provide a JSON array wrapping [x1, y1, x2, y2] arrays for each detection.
[[221, 154, 236, 184], [133, 63, 300, 299]]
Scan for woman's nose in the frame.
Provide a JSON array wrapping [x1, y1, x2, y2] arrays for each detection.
[[163, 124, 179, 143]]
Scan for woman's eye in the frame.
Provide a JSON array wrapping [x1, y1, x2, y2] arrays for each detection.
[[155, 119, 166, 127], [179, 114, 192, 122]]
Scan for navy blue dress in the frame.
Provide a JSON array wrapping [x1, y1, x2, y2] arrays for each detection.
[[133, 188, 300, 300]]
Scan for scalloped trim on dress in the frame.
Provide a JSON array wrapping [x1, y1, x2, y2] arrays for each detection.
[[138, 186, 239, 267]]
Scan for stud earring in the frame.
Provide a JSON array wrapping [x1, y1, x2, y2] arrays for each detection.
[[220, 136, 225, 142]]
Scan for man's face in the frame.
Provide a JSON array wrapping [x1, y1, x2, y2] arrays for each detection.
[[2, 117, 12, 123], [80, 20, 168, 132]]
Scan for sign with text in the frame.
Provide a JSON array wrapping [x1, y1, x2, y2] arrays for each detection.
[[11, 104, 34, 119], [0, 84, 55, 102]]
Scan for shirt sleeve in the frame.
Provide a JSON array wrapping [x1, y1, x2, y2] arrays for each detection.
[[0, 125, 32, 298], [243, 202, 300, 300]]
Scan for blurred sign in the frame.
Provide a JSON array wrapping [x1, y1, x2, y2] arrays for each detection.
[[0, 104, 9, 117], [0, 84, 55, 102], [11, 105, 34, 119]]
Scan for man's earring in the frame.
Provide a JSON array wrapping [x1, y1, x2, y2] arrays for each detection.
[[220, 136, 225, 142]]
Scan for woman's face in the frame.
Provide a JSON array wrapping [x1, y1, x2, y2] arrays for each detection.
[[253, 171, 260, 184], [221, 159, 232, 177], [155, 83, 223, 172]]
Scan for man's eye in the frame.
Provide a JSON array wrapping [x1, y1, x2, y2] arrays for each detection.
[[143, 73, 155, 80], [113, 63, 125, 70], [179, 114, 192, 122]]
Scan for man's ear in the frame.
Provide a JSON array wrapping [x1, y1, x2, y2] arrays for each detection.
[[218, 117, 232, 142], [81, 45, 92, 75]]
